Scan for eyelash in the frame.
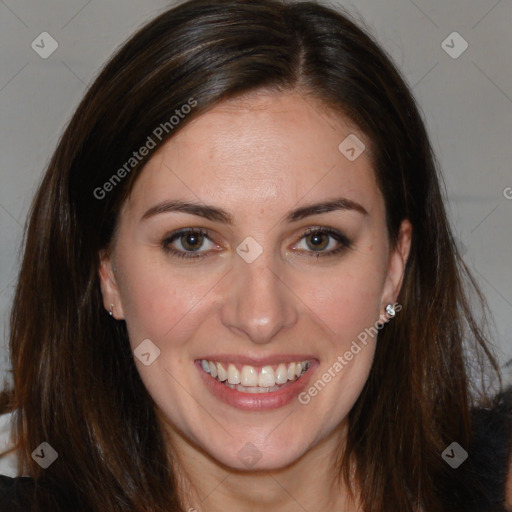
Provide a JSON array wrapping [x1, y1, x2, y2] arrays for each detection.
[[161, 227, 351, 260]]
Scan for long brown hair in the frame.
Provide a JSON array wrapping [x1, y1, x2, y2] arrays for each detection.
[[1, 1, 501, 510]]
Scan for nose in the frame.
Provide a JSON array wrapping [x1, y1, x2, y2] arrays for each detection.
[[219, 254, 299, 345]]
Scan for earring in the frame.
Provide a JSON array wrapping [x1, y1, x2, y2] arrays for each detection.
[[109, 304, 114, 317], [385, 304, 396, 317]]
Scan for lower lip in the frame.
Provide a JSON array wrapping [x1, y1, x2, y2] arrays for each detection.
[[196, 361, 318, 411]]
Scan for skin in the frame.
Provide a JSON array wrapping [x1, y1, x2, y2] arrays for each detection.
[[99, 91, 412, 511]]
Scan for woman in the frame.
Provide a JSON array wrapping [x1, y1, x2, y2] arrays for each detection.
[[0, 0, 510, 510]]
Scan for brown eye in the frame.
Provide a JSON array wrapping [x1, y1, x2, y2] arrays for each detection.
[[305, 231, 329, 251], [180, 232, 205, 251]]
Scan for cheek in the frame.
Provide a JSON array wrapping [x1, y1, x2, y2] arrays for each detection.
[[295, 262, 382, 429], [117, 259, 216, 350], [116, 264, 215, 425], [293, 254, 386, 341]]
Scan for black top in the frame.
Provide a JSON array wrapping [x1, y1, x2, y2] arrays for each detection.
[[1, 389, 511, 511], [0, 476, 35, 511]]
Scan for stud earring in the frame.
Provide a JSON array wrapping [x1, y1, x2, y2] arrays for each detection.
[[385, 304, 396, 317], [109, 304, 114, 317]]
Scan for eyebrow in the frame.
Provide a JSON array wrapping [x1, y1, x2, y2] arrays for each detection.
[[141, 200, 234, 224], [140, 197, 368, 224], [285, 197, 368, 222]]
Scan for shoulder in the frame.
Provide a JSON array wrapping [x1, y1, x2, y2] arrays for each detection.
[[0, 474, 35, 511], [465, 386, 512, 511], [0, 474, 82, 511], [443, 387, 512, 511], [503, 387, 512, 508]]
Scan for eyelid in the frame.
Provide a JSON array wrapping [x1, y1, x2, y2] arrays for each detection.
[[164, 227, 212, 240]]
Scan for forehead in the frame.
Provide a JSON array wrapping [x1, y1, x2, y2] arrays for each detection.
[[123, 91, 380, 218]]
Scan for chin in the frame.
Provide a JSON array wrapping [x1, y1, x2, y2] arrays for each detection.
[[208, 442, 309, 472]]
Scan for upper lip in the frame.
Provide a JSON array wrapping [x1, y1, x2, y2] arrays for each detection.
[[196, 354, 318, 366]]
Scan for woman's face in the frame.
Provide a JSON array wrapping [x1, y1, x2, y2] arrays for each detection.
[[99, 91, 411, 470]]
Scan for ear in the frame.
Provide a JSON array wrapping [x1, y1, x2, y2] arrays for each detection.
[[98, 250, 125, 320], [380, 219, 412, 314]]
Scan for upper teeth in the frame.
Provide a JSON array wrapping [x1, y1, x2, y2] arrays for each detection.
[[201, 360, 311, 387]]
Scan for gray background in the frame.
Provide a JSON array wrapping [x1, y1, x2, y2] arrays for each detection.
[[1, 0, 511, 387]]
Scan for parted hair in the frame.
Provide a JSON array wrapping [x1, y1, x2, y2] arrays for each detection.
[[1, 1, 500, 511]]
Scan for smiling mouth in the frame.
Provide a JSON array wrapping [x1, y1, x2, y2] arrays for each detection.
[[199, 359, 311, 394]]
